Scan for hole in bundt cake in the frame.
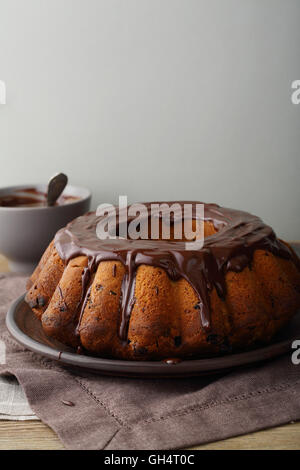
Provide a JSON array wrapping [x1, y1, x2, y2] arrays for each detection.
[[112, 217, 219, 242]]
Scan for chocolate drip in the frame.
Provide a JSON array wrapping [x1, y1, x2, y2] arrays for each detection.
[[58, 285, 68, 311], [76, 284, 92, 336], [75, 263, 94, 336], [163, 358, 182, 365], [54, 202, 299, 341], [112, 264, 117, 277], [120, 251, 137, 341]]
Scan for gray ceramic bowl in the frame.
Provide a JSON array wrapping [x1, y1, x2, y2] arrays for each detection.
[[0, 184, 91, 273]]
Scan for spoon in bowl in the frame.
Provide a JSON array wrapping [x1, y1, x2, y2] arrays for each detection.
[[47, 173, 68, 206]]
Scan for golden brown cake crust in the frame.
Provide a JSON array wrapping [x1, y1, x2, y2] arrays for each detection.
[[25, 202, 300, 360]]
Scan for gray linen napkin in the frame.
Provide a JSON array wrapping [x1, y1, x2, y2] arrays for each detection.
[[0, 273, 299, 450]]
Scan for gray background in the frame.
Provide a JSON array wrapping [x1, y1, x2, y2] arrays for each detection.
[[0, 0, 299, 239]]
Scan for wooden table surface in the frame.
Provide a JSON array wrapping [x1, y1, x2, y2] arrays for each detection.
[[0, 253, 299, 450]]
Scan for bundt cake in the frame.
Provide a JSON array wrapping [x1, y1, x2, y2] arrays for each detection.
[[25, 202, 300, 360]]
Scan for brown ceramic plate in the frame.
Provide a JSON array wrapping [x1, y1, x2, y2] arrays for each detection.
[[6, 294, 299, 378]]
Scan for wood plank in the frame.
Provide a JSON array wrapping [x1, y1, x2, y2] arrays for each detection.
[[0, 420, 299, 450], [191, 421, 300, 450], [0, 254, 9, 273], [0, 420, 64, 450]]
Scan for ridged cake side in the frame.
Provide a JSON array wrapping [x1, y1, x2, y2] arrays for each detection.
[[25, 241, 300, 360]]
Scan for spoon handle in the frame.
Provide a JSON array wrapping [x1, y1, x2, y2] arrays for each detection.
[[47, 173, 68, 206]]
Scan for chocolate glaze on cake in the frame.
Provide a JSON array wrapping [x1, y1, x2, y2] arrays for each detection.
[[54, 202, 297, 343]]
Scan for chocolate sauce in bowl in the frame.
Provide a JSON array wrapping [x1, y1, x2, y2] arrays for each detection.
[[0, 194, 45, 207], [0, 188, 79, 208]]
